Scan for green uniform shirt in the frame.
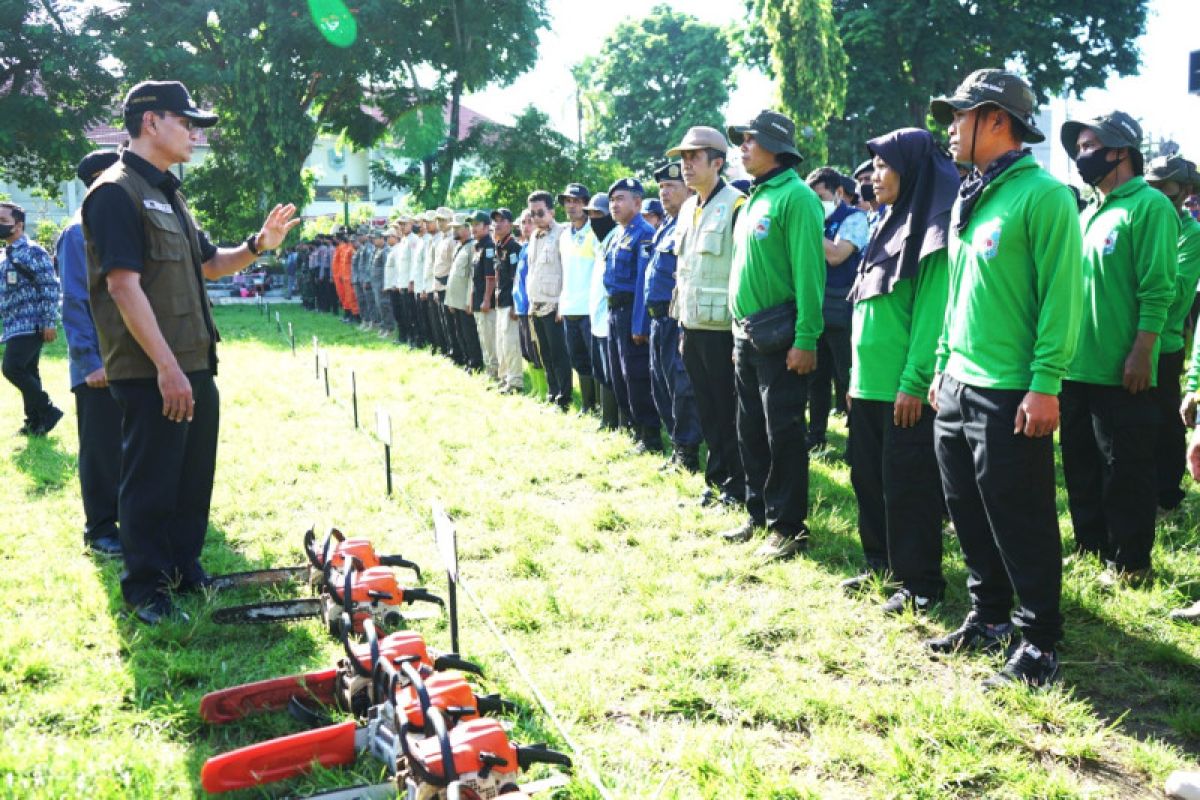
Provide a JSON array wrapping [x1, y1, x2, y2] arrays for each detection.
[[1066, 176, 1178, 386], [729, 168, 825, 350], [851, 248, 948, 402], [1162, 212, 1200, 356], [936, 154, 1082, 395]]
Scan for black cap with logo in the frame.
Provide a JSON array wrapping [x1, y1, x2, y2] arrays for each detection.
[[727, 110, 803, 164], [122, 80, 218, 128], [929, 69, 1044, 143], [1059, 111, 1142, 159]]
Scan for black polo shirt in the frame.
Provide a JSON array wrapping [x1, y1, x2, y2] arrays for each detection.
[[493, 233, 520, 309], [471, 234, 495, 312]]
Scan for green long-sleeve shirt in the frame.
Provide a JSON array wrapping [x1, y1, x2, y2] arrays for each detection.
[[729, 168, 826, 350], [1066, 176, 1179, 386], [936, 155, 1082, 395], [1162, 212, 1200, 356], [851, 248, 948, 402]]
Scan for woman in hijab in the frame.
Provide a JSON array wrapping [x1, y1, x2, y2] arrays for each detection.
[[842, 127, 959, 615]]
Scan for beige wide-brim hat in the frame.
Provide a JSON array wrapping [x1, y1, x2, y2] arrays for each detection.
[[666, 126, 729, 157], [435, 206, 454, 221]]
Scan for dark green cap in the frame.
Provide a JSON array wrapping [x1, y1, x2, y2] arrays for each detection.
[[727, 109, 803, 164], [929, 69, 1044, 143], [469, 210, 491, 225], [1146, 154, 1195, 184], [1060, 111, 1142, 159]]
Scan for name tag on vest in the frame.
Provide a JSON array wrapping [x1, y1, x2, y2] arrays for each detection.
[[144, 199, 173, 214]]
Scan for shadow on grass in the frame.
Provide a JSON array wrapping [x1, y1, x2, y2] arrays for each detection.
[[99, 522, 336, 798], [12, 434, 76, 496]]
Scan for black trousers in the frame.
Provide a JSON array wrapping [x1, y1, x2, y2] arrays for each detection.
[[1060, 379, 1158, 571], [807, 325, 852, 443], [454, 308, 483, 369], [388, 291, 405, 342], [849, 398, 945, 597], [681, 327, 745, 501], [935, 375, 1062, 650], [733, 336, 810, 536], [1152, 348, 1187, 510], [109, 371, 219, 607], [74, 384, 123, 542], [3, 333, 55, 428], [532, 312, 573, 405]]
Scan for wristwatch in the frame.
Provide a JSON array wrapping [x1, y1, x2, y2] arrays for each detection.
[[245, 232, 262, 255]]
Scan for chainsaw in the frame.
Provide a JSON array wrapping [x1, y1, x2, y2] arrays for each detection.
[[200, 658, 522, 794], [206, 527, 423, 592], [200, 617, 484, 724], [212, 554, 443, 636]]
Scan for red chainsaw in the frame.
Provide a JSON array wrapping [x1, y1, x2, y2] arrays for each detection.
[[213, 554, 443, 636], [200, 617, 483, 724], [206, 527, 423, 592]]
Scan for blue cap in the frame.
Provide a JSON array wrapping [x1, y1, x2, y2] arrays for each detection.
[[653, 162, 683, 183], [607, 177, 644, 197], [641, 198, 664, 217]]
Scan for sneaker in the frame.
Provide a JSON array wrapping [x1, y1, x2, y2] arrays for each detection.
[[923, 612, 1017, 654], [1098, 565, 1153, 590], [881, 588, 938, 616], [982, 642, 1060, 690], [1169, 600, 1200, 624], [755, 530, 808, 561], [720, 519, 756, 543]]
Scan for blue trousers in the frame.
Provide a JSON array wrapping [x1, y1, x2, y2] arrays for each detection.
[[607, 305, 659, 427], [649, 316, 702, 447]]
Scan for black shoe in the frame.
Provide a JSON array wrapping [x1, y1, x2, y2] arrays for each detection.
[[675, 444, 701, 474], [923, 613, 1017, 654], [131, 598, 190, 626], [86, 535, 123, 558], [720, 519, 757, 543], [34, 406, 64, 436], [982, 642, 1060, 690], [881, 588, 939, 616], [698, 487, 719, 507]]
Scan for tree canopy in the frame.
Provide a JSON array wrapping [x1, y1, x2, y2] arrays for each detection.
[[0, 0, 117, 193], [579, 6, 732, 177]]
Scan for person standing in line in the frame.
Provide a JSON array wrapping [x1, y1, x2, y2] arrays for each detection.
[[586, 194, 621, 429], [446, 213, 483, 371], [924, 70, 1081, 688], [720, 110, 824, 561], [470, 211, 499, 382], [1, 201, 63, 437], [526, 191, 573, 410], [557, 183, 598, 413], [1058, 111, 1178, 588], [492, 208, 523, 393], [432, 207, 457, 357], [669, 126, 747, 508], [843, 128, 955, 614], [57, 149, 124, 558], [641, 162, 703, 472], [513, 210, 547, 398]]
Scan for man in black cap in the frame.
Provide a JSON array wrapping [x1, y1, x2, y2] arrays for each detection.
[[1058, 110, 1178, 588], [57, 149, 123, 558], [924, 69, 1082, 688], [83, 80, 300, 624], [557, 183, 599, 413], [491, 208, 524, 393], [470, 210, 499, 381], [722, 110, 825, 561]]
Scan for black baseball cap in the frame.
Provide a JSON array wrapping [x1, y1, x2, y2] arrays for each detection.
[[76, 150, 120, 187], [557, 183, 591, 204], [929, 69, 1044, 143], [122, 80, 218, 128], [469, 210, 491, 225], [490, 208, 514, 222], [1060, 111, 1142, 159], [727, 110, 803, 163]]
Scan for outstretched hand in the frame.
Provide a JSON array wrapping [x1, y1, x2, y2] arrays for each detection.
[[257, 204, 302, 251]]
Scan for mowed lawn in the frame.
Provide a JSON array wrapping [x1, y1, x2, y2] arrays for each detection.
[[2, 304, 1199, 799]]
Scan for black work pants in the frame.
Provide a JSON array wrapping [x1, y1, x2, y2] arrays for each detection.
[[1060, 379, 1158, 571], [681, 327, 745, 501], [849, 398, 945, 597], [533, 312, 573, 406], [455, 308, 483, 369], [1152, 348, 1187, 510], [935, 375, 1062, 651], [2, 333, 55, 428], [74, 384, 122, 543], [389, 291, 404, 342], [109, 371, 219, 608], [807, 325, 852, 443], [733, 336, 810, 536]]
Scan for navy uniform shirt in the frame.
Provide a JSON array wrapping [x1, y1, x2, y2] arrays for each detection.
[[640, 214, 678, 332], [493, 233, 521, 309], [604, 212, 655, 336], [471, 234, 495, 312]]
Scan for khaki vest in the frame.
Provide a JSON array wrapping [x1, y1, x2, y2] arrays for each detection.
[[674, 182, 743, 331], [83, 161, 217, 380]]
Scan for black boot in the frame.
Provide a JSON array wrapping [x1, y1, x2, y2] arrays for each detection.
[[599, 386, 619, 431], [579, 377, 598, 414], [675, 443, 701, 473], [634, 425, 664, 455]]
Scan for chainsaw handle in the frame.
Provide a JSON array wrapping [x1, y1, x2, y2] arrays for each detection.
[[329, 555, 360, 607], [200, 719, 358, 793], [403, 587, 444, 607], [516, 744, 573, 771], [397, 660, 431, 729], [399, 706, 457, 787], [431, 653, 483, 676], [303, 527, 320, 569], [473, 693, 516, 717], [379, 554, 422, 582], [340, 614, 379, 679], [371, 656, 398, 710]]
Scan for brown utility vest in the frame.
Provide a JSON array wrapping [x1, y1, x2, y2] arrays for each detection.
[[83, 160, 218, 380]]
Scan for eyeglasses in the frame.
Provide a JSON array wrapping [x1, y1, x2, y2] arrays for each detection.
[[162, 112, 196, 131], [529, 208, 548, 218]]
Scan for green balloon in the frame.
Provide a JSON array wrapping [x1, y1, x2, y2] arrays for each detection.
[[307, 0, 358, 48]]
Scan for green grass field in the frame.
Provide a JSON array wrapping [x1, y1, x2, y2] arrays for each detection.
[[2, 304, 1198, 799]]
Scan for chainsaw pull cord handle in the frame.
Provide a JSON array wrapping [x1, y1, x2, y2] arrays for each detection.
[[378, 555, 422, 582], [516, 744, 574, 771]]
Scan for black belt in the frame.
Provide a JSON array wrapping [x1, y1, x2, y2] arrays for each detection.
[[608, 291, 634, 309], [646, 302, 669, 319]]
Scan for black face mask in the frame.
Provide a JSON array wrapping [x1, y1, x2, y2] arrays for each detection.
[[1076, 147, 1120, 186], [858, 182, 876, 203], [589, 215, 616, 241], [0, 223, 14, 240]]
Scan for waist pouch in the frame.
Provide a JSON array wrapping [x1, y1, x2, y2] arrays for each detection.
[[740, 301, 796, 354]]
